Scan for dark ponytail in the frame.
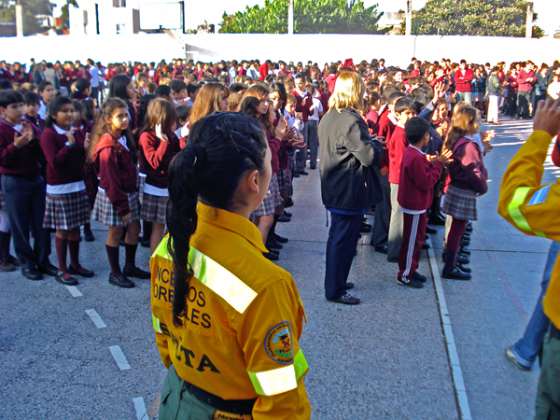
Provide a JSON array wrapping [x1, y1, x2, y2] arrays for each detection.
[[166, 112, 268, 325]]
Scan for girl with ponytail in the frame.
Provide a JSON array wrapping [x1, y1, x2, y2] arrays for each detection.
[[152, 112, 311, 419]]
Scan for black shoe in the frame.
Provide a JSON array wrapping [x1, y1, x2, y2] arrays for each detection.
[[277, 214, 291, 223], [460, 247, 471, 256], [299, 171, 309, 176], [387, 256, 399, 263], [397, 276, 424, 288], [310, 165, 317, 170], [68, 265, 95, 278], [442, 267, 472, 280], [345, 282, 355, 290], [123, 266, 150, 279], [457, 254, 470, 265], [267, 240, 282, 251], [38, 262, 58, 277], [293, 172, 300, 178], [22, 266, 43, 281], [465, 224, 473, 233], [284, 198, 294, 208], [264, 251, 279, 261], [273, 233, 289, 244], [140, 238, 150, 248], [83, 229, 95, 242], [426, 226, 437, 235], [0, 260, 16, 272], [328, 292, 361, 305], [456, 263, 471, 274], [283, 210, 292, 218], [55, 271, 79, 286], [373, 244, 388, 254], [462, 237, 471, 246], [412, 272, 427, 283], [422, 242, 430, 250], [109, 272, 135, 288], [360, 223, 372, 233]]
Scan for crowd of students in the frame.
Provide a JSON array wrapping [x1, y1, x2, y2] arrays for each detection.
[[0, 55, 557, 290]]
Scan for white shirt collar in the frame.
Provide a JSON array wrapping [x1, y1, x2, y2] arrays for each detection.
[[54, 124, 70, 135], [409, 145, 425, 155]]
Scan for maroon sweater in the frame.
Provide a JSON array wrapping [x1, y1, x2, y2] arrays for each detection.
[[94, 134, 138, 216], [388, 125, 408, 185], [138, 130, 181, 189], [454, 68, 474, 93], [0, 119, 44, 179], [447, 138, 488, 195], [398, 146, 443, 211], [40, 127, 86, 186]]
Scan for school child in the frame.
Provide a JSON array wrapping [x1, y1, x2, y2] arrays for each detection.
[[38, 80, 56, 121], [387, 96, 417, 262], [169, 79, 188, 106], [72, 100, 96, 242], [22, 91, 45, 132], [0, 90, 55, 280], [138, 98, 181, 252], [397, 118, 448, 288], [90, 98, 149, 288], [40, 97, 94, 286], [442, 104, 488, 280]]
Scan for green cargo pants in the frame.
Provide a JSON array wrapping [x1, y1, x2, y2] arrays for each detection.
[[535, 333, 560, 420]]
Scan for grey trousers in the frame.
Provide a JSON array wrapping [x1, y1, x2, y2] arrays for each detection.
[[295, 122, 309, 172], [371, 171, 390, 247], [387, 183, 403, 261]]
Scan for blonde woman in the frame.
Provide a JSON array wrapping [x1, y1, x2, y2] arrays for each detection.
[[318, 70, 380, 305], [188, 82, 229, 128]]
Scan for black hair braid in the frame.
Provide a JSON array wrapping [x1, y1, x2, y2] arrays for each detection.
[[165, 112, 267, 326]]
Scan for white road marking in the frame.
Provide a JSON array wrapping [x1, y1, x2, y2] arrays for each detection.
[[109, 345, 131, 370], [427, 238, 473, 420], [85, 309, 107, 329], [65, 285, 82, 297], [133, 397, 148, 420]]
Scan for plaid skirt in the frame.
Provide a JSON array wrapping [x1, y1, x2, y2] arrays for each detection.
[[277, 168, 293, 201], [140, 191, 168, 224], [252, 174, 283, 218], [43, 190, 91, 230], [93, 187, 140, 227], [442, 185, 478, 221]]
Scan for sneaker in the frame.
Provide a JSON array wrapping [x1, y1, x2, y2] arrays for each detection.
[[328, 292, 361, 305], [397, 276, 424, 288], [123, 266, 150, 279], [412, 272, 427, 283], [505, 346, 531, 371], [55, 271, 79, 286], [109, 272, 135, 288]]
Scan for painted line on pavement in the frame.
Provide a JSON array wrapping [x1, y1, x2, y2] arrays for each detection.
[[133, 397, 148, 420], [427, 237, 472, 420], [85, 309, 107, 329], [65, 285, 82, 297], [109, 345, 131, 370]]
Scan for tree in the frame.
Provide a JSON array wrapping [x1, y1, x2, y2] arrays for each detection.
[[0, 0, 56, 36], [411, 0, 544, 38], [219, 0, 386, 34]]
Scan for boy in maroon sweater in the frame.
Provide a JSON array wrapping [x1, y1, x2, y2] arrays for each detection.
[[397, 118, 450, 288]]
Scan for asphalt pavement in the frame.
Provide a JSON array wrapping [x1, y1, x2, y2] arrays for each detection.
[[0, 118, 548, 419]]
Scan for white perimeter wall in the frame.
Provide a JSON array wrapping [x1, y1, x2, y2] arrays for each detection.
[[1, 33, 559, 67]]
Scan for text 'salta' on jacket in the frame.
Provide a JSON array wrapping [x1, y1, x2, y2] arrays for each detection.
[[318, 108, 382, 210]]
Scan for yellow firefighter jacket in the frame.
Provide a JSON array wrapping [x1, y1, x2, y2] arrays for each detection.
[[498, 130, 560, 329], [150, 202, 311, 419]]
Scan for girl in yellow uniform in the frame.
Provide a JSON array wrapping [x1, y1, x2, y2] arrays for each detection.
[[150, 112, 311, 420]]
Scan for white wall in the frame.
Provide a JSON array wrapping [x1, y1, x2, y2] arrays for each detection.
[[1, 33, 559, 67]]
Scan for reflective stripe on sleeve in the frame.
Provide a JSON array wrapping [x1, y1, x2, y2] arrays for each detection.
[[153, 237, 258, 314], [507, 187, 546, 237], [152, 314, 162, 334], [248, 350, 308, 397]]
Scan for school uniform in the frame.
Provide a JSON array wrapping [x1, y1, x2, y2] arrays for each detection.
[[252, 136, 282, 218], [0, 119, 51, 270], [387, 125, 408, 261], [292, 90, 312, 173], [40, 125, 91, 230], [93, 134, 140, 227], [397, 146, 443, 282], [138, 130, 181, 225]]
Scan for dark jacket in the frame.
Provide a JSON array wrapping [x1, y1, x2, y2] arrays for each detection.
[[319, 108, 381, 210]]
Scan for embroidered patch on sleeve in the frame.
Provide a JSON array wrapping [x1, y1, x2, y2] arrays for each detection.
[[264, 321, 294, 365], [528, 185, 551, 206]]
